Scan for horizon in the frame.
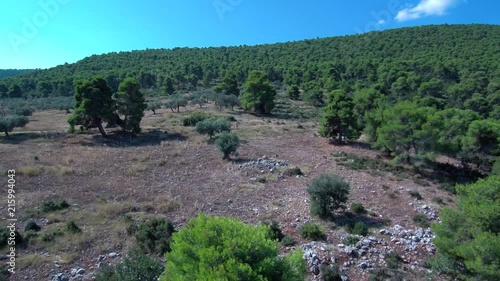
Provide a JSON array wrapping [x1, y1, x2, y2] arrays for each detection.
[[1, 0, 499, 69]]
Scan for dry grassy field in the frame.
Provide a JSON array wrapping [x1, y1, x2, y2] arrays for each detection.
[[0, 102, 454, 280]]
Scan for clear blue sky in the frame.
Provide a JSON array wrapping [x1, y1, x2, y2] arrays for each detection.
[[0, 0, 498, 69]]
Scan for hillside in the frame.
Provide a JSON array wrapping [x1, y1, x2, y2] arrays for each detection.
[[0, 24, 499, 110], [0, 69, 34, 79]]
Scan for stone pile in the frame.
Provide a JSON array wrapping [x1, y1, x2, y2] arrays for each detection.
[[237, 158, 289, 173]]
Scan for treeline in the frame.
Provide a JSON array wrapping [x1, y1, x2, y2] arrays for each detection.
[[0, 24, 498, 115], [0, 69, 34, 79]]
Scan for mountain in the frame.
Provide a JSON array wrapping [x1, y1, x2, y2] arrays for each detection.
[[0, 24, 499, 110], [0, 69, 35, 79]]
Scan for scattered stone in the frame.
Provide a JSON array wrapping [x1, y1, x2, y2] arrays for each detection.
[[52, 273, 69, 281]]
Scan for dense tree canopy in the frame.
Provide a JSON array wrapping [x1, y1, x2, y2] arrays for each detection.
[[116, 77, 147, 134], [241, 70, 276, 114]]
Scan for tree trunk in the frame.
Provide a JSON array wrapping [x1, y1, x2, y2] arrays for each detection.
[[95, 119, 108, 138], [152, 109, 156, 114], [4, 130, 8, 137]]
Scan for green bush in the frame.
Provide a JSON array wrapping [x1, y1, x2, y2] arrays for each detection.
[[343, 235, 360, 245], [0, 263, 10, 280], [346, 222, 369, 236], [65, 220, 81, 234], [385, 252, 403, 270], [182, 111, 211, 126], [214, 132, 240, 160], [351, 202, 367, 214], [307, 173, 350, 218], [408, 190, 423, 200], [135, 217, 175, 256], [41, 198, 69, 212], [94, 249, 163, 281], [195, 118, 231, 139], [161, 214, 306, 281], [432, 176, 500, 280], [24, 220, 41, 232], [300, 221, 326, 240], [284, 167, 303, 177], [321, 264, 342, 281], [263, 220, 284, 241], [0, 227, 23, 248], [281, 235, 296, 246], [413, 214, 430, 228]]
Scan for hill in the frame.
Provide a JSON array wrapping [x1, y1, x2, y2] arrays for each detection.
[[0, 24, 498, 109], [0, 69, 34, 79]]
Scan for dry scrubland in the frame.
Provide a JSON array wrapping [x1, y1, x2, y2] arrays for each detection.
[[0, 101, 454, 280]]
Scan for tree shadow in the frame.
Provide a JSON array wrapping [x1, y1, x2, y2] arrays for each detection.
[[0, 132, 65, 144], [79, 130, 187, 148]]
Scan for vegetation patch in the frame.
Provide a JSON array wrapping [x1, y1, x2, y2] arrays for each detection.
[[300, 221, 326, 240]]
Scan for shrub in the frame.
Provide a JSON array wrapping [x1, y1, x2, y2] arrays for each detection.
[[65, 220, 81, 234], [385, 252, 403, 270], [321, 264, 342, 281], [14, 107, 34, 116], [182, 111, 211, 126], [346, 222, 369, 236], [413, 214, 430, 228], [161, 214, 306, 281], [409, 190, 423, 200], [135, 217, 175, 256], [307, 173, 350, 218], [195, 118, 230, 139], [343, 236, 360, 246], [283, 167, 303, 177], [300, 221, 326, 240], [263, 220, 284, 241], [94, 249, 163, 281], [351, 202, 367, 214], [24, 220, 41, 232], [41, 198, 69, 212], [281, 235, 296, 246], [0, 264, 10, 280], [214, 132, 240, 160], [0, 227, 23, 248]]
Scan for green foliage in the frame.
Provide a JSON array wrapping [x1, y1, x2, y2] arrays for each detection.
[[195, 118, 231, 139], [116, 77, 147, 134], [281, 235, 296, 246], [94, 249, 163, 281], [41, 198, 69, 212], [214, 132, 240, 160], [0, 115, 29, 136], [351, 202, 366, 215], [24, 220, 41, 232], [164, 77, 175, 95], [0, 263, 10, 281], [65, 220, 81, 234], [321, 264, 342, 281], [163, 94, 188, 112], [408, 190, 423, 200], [262, 220, 284, 242], [346, 222, 369, 236], [307, 173, 350, 218], [69, 78, 115, 137], [319, 89, 359, 142], [135, 217, 175, 256], [161, 214, 306, 281], [343, 236, 360, 246], [213, 72, 239, 96], [215, 93, 240, 110], [413, 214, 430, 228], [182, 111, 211, 126], [461, 119, 500, 170], [432, 176, 500, 280], [302, 88, 325, 107], [287, 85, 300, 100], [14, 107, 33, 116], [241, 70, 276, 114], [299, 221, 326, 240], [0, 227, 23, 248]]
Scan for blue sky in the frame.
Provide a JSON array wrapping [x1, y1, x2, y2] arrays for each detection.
[[0, 0, 498, 69]]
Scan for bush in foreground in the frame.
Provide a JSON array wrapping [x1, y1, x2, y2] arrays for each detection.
[[94, 249, 163, 281], [215, 132, 240, 160], [135, 217, 175, 256], [307, 173, 350, 218], [161, 214, 306, 281]]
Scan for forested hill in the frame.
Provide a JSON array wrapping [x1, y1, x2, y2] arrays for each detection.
[[0, 69, 34, 79], [0, 24, 499, 108]]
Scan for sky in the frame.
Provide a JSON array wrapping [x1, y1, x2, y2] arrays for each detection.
[[0, 0, 498, 69]]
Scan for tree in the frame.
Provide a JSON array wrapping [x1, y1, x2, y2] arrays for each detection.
[[68, 78, 114, 137], [0, 116, 29, 136], [37, 81, 53, 97], [164, 77, 175, 95], [116, 77, 147, 134], [213, 72, 239, 96], [215, 132, 240, 160], [307, 173, 350, 218], [375, 101, 436, 162], [464, 93, 491, 118], [147, 102, 161, 114], [8, 84, 22, 98], [287, 85, 300, 100], [461, 119, 500, 170], [161, 214, 306, 281], [195, 118, 230, 139], [241, 71, 276, 114], [302, 88, 325, 107], [432, 176, 500, 280], [215, 93, 240, 110], [0, 84, 8, 99], [164, 95, 188, 113], [319, 89, 359, 142]]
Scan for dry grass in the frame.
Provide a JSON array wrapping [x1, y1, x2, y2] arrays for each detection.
[[17, 254, 54, 269], [16, 165, 73, 176]]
